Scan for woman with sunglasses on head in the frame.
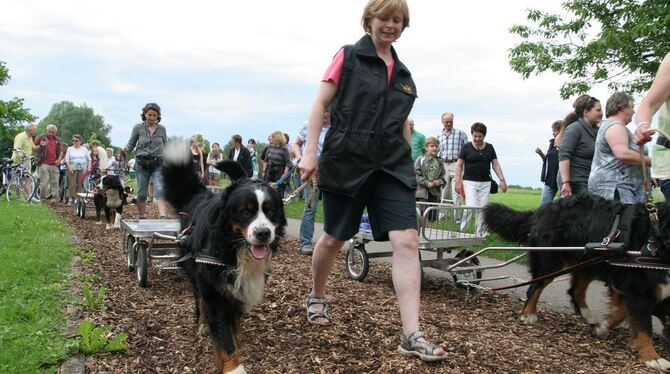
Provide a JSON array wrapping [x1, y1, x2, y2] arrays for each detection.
[[559, 96, 603, 197], [123, 103, 169, 219], [64, 134, 91, 207]]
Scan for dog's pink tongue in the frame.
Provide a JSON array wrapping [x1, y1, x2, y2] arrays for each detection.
[[250, 244, 269, 260]]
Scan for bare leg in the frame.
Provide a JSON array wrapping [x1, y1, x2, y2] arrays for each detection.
[[308, 233, 344, 323], [389, 229, 445, 356]]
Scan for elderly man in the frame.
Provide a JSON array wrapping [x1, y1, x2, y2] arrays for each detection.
[[407, 118, 425, 161], [12, 123, 39, 201], [436, 112, 468, 220], [34, 124, 64, 200], [12, 123, 38, 165]]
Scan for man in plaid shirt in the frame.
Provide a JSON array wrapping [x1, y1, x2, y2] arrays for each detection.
[[436, 112, 468, 221]]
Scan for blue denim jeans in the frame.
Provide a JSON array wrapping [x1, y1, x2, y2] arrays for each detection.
[[135, 166, 162, 202], [299, 184, 320, 247], [660, 179, 670, 202], [539, 184, 558, 206]]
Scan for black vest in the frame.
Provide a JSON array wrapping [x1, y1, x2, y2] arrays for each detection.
[[318, 34, 417, 196]]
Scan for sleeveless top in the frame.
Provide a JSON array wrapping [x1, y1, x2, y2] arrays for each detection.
[[652, 52, 670, 180], [588, 119, 645, 203]]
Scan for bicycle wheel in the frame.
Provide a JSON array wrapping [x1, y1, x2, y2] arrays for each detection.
[[6, 172, 36, 203]]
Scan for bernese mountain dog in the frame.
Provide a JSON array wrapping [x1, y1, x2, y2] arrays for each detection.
[[161, 141, 286, 374], [93, 174, 127, 229], [483, 195, 670, 370]]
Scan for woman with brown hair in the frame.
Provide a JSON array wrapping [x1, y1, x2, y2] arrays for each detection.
[[123, 103, 169, 219]]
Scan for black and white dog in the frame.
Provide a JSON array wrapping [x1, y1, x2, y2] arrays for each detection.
[[93, 174, 126, 229], [161, 141, 286, 374], [484, 195, 670, 370]]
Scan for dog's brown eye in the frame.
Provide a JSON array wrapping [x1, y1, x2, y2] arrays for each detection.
[[262, 201, 273, 213]]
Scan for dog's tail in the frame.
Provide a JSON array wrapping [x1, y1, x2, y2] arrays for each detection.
[[161, 140, 207, 211], [483, 203, 534, 244]]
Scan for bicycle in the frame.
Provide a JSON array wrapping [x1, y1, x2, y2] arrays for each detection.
[[1, 150, 37, 203]]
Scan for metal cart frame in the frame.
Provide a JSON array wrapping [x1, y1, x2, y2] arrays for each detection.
[[121, 219, 184, 287], [345, 202, 487, 287]]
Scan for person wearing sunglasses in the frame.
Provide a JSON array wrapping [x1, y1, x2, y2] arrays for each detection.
[[64, 134, 91, 206]]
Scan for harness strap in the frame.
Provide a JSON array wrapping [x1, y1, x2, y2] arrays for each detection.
[[491, 256, 607, 292], [601, 214, 621, 246]]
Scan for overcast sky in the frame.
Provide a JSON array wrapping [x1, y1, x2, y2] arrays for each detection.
[[1, 0, 622, 187]]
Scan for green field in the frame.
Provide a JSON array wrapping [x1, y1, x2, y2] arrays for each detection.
[[0, 202, 75, 373]]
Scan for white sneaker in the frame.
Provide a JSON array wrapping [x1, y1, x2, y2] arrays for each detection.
[[30, 197, 41, 203]]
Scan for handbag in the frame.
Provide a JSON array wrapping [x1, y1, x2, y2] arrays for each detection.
[[489, 174, 499, 194], [138, 156, 161, 170]]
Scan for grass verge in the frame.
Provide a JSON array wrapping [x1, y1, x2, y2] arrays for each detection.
[[0, 202, 75, 373]]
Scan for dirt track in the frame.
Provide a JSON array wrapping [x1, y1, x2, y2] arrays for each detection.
[[50, 200, 669, 373]]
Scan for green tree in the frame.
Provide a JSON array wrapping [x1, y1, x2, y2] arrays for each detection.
[[0, 61, 37, 157], [38, 101, 112, 146], [509, 0, 670, 99]]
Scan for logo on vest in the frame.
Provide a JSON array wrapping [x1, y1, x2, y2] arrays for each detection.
[[399, 83, 414, 95]]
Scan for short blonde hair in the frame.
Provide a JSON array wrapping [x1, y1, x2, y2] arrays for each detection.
[[424, 136, 439, 148], [361, 0, 410, 33], [270, 131, 286, 146]]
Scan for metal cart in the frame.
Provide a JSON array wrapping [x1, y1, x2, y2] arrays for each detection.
[[345, 202, 489, 287], [121, 219, 184, 287], [75, 192, 96, 219]]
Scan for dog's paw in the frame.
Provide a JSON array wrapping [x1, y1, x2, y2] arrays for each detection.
[[580, 307, 599, 325], [198, 323, 211, 338], [519, 313, 537, 324], [594, 321, 609, 338], [644, 358, 670, 371], [105, 224, 113, 230], [228, 365, 247, 374]]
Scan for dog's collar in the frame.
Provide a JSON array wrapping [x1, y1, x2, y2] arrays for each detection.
[[195, 253, 231, 268]]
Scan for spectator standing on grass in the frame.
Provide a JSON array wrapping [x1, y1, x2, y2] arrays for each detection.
[[228, 134, 253, 178], [263, 130, 290, 197], [535, 120, 562, 206], [437, 112, 467, 222], [298, 0, 447, 361], [207, 142, 222, 186], [123, 102, 169, 219], [455, 122, 507, 237], [34, 124, 63, 201], [589, 92, 649, 204], [415, 136, 446, 221], [190, 137, 205, 180], [558, 96, 603, 197], [294, 110, 331, 255], [408, 118, 425, 161], [64, 134, 91, 207], [635, 52, 670, 201], [247, 138, 259, 180]]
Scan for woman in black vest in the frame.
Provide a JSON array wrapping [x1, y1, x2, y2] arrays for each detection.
[[298, 0, 446, 362]]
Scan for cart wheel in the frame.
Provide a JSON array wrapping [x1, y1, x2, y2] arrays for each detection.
[[126, 235, 136, 272], [345, 239, 369, 281], [451, 250, 483, 290], [136, 243, 148, 287]]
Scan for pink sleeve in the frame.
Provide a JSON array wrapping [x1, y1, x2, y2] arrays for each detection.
[[321, 48, 345, 86]]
